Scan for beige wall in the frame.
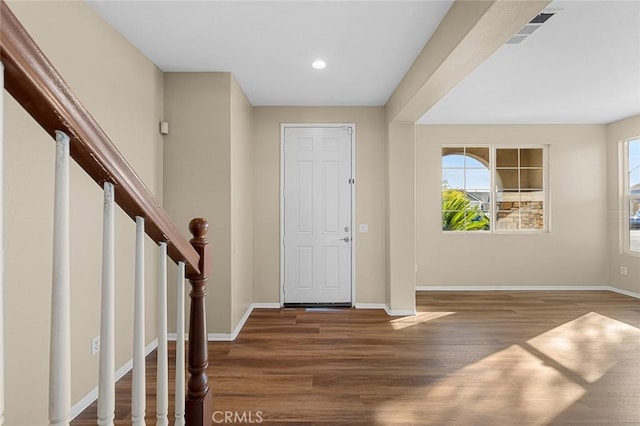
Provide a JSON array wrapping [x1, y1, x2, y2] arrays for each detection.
[[606, 115, 640, 293], [4, 1, 163, 424], [230, 76, 254, 328], [386, 122, 416, 311], [416, 125, 609, 287], [252, 107, 387, 305], [163, 73, 232, 334], [163, 72, 254, 335]]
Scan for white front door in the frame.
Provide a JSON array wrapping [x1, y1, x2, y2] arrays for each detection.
[[282, 126, 353, 304]]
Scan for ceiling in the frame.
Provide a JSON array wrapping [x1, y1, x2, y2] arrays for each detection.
[[86, 0, 453, 107], [87, 0, 640, 124], [418, 0, 640, 124]]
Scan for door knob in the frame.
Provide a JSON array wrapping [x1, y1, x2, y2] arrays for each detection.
[[340, 236, 350, 242]]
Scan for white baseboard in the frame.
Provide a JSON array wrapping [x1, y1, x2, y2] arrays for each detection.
[[354, 302, 415, 316], [416, 285, 611, 291], [70, 386, 100, 421], [252, 302, 282, 309], [354, 303, 387, 310], [70, 338, 159, 420], [416, 285, 640, 299], [207, 303, 281, 341], [207, 333, 233, 341], [607, 286, 640, 299], [384, 306, 417, 316]]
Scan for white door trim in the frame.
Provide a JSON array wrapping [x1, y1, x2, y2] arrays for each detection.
[[280, 123, 356, 306]]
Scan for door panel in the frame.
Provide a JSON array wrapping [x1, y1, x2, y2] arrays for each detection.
[[283, 126, 352, 304]]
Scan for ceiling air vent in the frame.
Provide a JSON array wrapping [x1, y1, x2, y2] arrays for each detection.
[[506, 11, 556, 45], [529, 13, 555, 24], [506, 35, 527, 45], [518, 25, 541, 35]]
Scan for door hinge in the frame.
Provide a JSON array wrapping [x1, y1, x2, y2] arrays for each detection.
[[349, 178, 355, 184]]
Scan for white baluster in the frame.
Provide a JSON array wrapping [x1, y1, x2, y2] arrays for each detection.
[[156, 243, 168, 426], [50, 131, 71, 426], [132, 217, 146, 425], [174, 262, 186, 426], [0, 60, 6, 426], [98, 182, 115, 426]]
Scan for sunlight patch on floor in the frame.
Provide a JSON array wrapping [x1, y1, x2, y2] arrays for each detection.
[[374, 345, 585, 425], [527, 312, 640, 383], [389, 311, 455, 330]]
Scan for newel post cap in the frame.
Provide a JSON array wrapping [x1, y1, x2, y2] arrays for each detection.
[[188, 218, 211, 279], [189, 218, 209, 240]]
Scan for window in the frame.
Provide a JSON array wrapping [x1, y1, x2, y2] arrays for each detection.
[[442, 147, 491, 231], [624, 138, 640, 253], [442, 146, 547, 232]]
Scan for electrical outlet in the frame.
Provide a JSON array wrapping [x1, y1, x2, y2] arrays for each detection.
[[620, 266, 628, 276], [91, 336, 100, 356]]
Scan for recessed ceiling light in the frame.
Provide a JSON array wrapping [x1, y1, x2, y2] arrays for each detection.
[[312, 59, 326, 70]]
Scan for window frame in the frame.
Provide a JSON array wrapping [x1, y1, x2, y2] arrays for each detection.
[[441, 144, 549, 234], [622, 137, 640, 255], [441, 146, 492, 232]]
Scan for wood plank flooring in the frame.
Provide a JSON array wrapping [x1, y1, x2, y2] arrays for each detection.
[[72, 291, 640, 425]]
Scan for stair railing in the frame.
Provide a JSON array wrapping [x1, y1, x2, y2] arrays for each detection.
[[0, 1, 212, 424]]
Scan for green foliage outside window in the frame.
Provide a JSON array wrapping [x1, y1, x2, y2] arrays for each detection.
[[442, 189, 490, 231]]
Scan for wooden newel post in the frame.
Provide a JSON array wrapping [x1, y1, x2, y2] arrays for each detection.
[[185, 218, 213, 425]]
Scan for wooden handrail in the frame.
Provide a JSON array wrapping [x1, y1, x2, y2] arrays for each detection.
[[0, 0, 200, 275]]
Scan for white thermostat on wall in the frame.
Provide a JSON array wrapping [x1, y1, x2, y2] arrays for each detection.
[[359, 224, 368, 233]]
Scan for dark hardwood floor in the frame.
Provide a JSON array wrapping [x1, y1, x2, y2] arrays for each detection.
[[72, 291, 640, 425]]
